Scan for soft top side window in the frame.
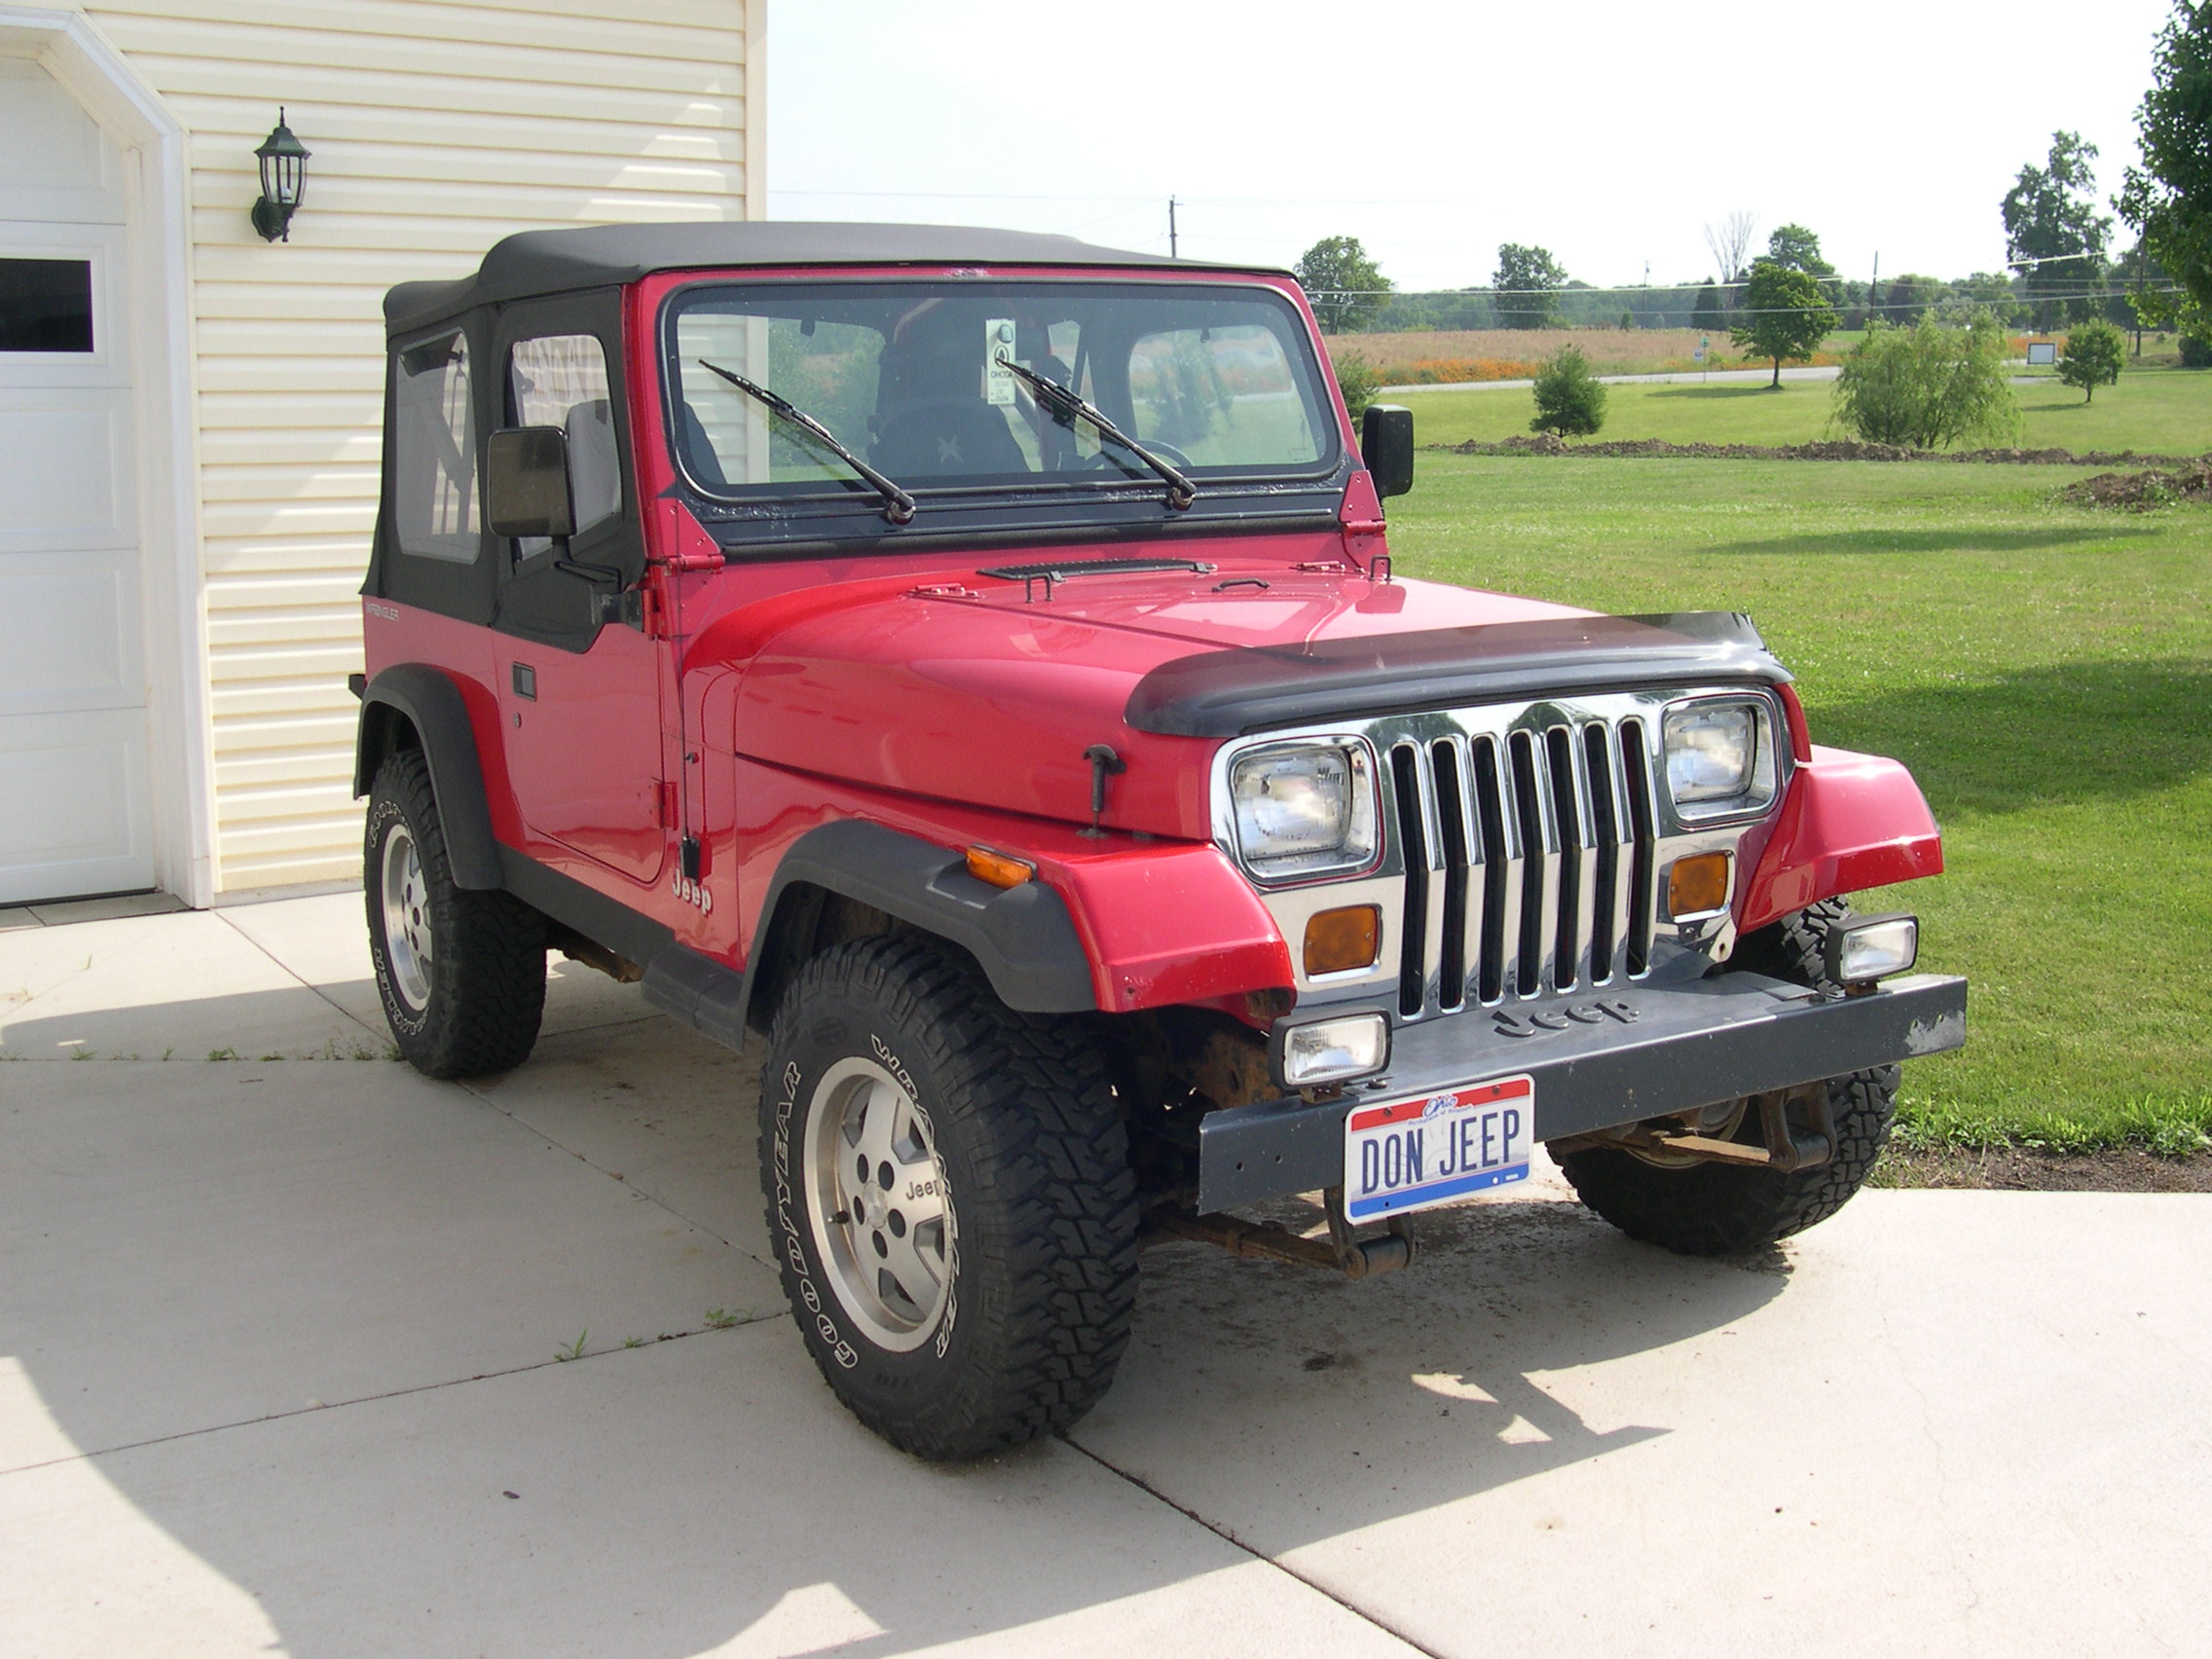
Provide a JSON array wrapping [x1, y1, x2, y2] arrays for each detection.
[[391, 332, 480, 563], [507, 333, 620, 552]]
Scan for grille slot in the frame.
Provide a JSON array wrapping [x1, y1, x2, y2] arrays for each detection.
[[1389, 715, 1659, 1015], [1389, 746, 1428, 1016]]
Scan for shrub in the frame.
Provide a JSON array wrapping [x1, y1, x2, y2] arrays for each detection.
[[1331, 351, 1382, 421], [2180, 332, 2212, 368], [1830, 316, 2023, 449], [1530, 345, 1607, 437], [2057, 318, 2127, 401]]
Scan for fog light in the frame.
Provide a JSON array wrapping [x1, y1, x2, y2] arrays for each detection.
[[1667, 851, 1731, 918], [1824, 913, 1918, 984], [1278, 1013, 1389, 1088], [1304, 904, 1381, 976]]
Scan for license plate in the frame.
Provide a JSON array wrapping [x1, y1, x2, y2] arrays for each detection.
[[1343, 1075, 1533, 1221]]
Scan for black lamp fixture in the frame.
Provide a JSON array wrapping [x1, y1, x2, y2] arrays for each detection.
[[250, 109, 311, 242]]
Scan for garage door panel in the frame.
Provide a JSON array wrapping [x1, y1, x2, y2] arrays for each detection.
[[0, 708, 153, 903], [0, 399, 130, 551], [0, 59, 122, 225], [0, 549, 142, 714]]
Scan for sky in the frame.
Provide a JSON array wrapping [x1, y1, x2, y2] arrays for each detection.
[[766, 0, 2179, 297]]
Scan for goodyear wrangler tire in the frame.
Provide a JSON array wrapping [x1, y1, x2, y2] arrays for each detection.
[[759, 934, 1139, 1461], [364, 749, 547, 1079], [1558, 899, 1899, 1256]]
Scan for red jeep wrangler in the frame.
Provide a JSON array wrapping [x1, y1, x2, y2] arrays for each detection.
[[352, 224, 1965, 1460]]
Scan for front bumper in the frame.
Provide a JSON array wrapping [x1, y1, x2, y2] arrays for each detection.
[[1197, 971, 1967, 1211]]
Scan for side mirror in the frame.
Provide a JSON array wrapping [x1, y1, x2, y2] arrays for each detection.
[[1361, 404, 1415, 498], [485, 426, 576, 539]]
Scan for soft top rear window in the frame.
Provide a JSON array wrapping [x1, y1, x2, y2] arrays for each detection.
[[662, 278, 1338, 506]]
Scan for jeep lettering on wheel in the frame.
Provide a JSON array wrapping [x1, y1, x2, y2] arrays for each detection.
[[351, 223, 1965, 1460]]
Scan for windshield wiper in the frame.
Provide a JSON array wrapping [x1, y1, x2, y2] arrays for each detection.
[[694, 359, 916, 525], [994, 356, 1197, 512]]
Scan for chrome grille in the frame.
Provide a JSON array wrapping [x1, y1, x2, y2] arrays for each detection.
[[1387, 715, 1658, 1015]]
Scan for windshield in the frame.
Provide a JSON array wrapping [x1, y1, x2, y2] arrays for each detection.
[[663, 278, 1336, 502]]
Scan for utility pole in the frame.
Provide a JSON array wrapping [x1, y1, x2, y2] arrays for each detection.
[[1167, 196, 1179, 259], [1868, 251, 1879, 327]]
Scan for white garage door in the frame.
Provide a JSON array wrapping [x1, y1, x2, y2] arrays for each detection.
[[0, 57, 153, 904]]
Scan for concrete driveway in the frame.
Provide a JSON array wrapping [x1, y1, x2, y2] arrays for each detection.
[[3, 895, 2207, 1658]]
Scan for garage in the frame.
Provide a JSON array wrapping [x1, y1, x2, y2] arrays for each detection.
[[0, 55, 153, 904]]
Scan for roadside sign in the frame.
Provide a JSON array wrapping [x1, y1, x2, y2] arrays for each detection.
[[2026, 341, 2057, 367]]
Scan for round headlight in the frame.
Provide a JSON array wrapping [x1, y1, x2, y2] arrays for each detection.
[[1229, 741, 1378, 879]]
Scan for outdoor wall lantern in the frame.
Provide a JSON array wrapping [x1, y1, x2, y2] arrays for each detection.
[[250, 110, 311, 242]]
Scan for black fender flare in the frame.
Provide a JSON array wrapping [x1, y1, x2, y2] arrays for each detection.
[[352, 664, 503, 890], [641, 820, 1100, 1052]]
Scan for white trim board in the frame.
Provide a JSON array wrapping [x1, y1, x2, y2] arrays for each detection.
[[0, 7, 212, 907]]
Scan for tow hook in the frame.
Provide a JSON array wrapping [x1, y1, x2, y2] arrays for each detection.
[[1146, 1186, 1417, 1280]]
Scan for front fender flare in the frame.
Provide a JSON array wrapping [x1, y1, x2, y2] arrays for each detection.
[[1740, 745, 1944, 933], [742, 820, 1097, 1023], [352, 664, 502, 891]]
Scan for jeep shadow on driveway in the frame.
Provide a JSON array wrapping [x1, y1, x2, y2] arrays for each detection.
[[351, 223, 1965, 1460]]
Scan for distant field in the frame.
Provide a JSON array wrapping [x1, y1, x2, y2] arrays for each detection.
[[1391, 364, 2212, 456], [1329, 328, 1797, 382], [1386, 456, 2212, 1155]]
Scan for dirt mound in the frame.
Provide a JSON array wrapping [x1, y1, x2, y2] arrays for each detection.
[[2061, 461, 2212, 509], [1439, 435, 2212, 468]]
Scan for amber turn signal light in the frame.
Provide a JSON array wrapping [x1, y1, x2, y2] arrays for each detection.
[[964, 846, 1034, 889], [1668, 851, 1731, 918], [1304, 904, 1382, 976]]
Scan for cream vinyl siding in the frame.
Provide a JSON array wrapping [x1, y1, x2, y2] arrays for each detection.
[[79, 0, 756, 890]]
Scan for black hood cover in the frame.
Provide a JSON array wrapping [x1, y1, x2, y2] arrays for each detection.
[[1124, 611, 1790, 737]]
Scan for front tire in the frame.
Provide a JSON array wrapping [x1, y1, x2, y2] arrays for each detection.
[[364, 749, 547, 1079], [1558, 900, 1899, 1255], [760, 935, 1139, 1460]]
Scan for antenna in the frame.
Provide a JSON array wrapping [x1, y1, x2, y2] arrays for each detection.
[[1168, 196, 1179, 259]]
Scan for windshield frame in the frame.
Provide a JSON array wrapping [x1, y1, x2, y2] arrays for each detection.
[[653, 269, 1346, 517]]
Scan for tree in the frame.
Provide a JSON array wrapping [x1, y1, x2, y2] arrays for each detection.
[[1831, 316, 2023, 449], [1330, 350, 1382, 421], [1764, 223, 1835, 277], [1731, 260, 1840, 387], [2058, 318, 2127, 401], [1703, 210, 1759, 283], [2002, 131, 2114, 329], [1294, 237, 1390, 334], [1881, 274, 1945, 327], [2118, 2, 2212, 350], [1530, 345, 1606, 437], [1492, 243, 1568, 329], [1691, 278, 1723, 331]]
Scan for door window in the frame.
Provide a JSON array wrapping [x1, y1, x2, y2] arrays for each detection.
[[508, 334, 620, 558], [0, 258, 93, 353], [390, 332, 479, 562]]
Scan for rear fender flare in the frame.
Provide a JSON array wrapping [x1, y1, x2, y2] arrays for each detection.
[[352, 664, 502, 891]]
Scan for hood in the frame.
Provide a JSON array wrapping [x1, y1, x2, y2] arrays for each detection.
[[703, 541, 1591, 839]]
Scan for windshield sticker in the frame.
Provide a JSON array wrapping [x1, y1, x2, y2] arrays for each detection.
[[983, 317, 1016, 406]]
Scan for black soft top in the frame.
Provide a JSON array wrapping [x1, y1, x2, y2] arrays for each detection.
[[383, 221, 1276, 338]]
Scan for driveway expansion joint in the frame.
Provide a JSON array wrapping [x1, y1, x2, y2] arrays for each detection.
[[0, 1312, 785, 1480], [1058, 1432, 1447, 1659]]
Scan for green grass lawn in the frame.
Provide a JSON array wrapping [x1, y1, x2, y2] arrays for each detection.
[[1387, 455, 2212, 1154], [1392, 362, 2212, 457]]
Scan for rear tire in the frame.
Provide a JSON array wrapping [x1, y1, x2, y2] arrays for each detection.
[[365, 749, 547, 1079], [759, 934, 1139, 1461], [1558, 900, 1899, 1255]]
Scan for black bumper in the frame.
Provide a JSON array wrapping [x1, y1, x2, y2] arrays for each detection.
[[1196, 971, 1967, 1212]]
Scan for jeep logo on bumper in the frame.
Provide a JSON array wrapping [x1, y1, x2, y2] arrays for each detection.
[[1492, 999, 1639, 1039]]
